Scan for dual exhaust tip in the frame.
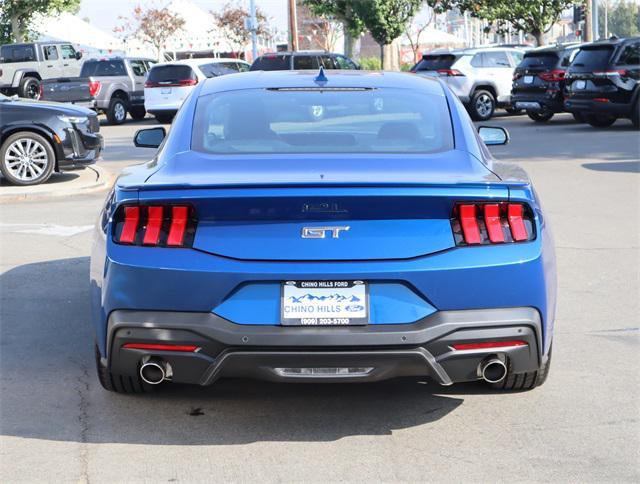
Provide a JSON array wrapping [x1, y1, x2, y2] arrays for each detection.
[[479, 358, 507, 383], [140, 358, 170, 385]]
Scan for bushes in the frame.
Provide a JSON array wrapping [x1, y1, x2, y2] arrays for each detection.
[[359, 57, 382, 70]]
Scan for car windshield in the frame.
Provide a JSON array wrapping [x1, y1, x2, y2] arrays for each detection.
[[191, 87, 453, 155], [570, 46, 614, 71], [413, 55, 458, 71], [519, 53, 558, 69]]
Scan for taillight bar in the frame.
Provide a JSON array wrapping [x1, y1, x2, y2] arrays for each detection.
[[539, 69, 565, 82], [112, 204, 196, 247], [122, 343, 200, 352], [437, 69, 464, 77], [593, 69, 628, 77], [451, 202, 535, 246], [145, 78, 198, 88]]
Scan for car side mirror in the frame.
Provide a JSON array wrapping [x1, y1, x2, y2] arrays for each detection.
[[134, 127, 166, 148], [75, 51, 83, 60], [478, 126, 509, 146]]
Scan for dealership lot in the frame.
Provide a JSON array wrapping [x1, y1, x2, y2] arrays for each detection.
[[0, 113, 638, 482]]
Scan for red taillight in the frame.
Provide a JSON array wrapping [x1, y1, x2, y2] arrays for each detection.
[[539, 69, 565, 82], [451, 340, 528, 351], [89, 80, 101, 97], [114, 204, 196, 247], [122, 343, 200, 352], [178, 78, 198, 86], [593, 97, 610, 103], [452, 202, 534, 246], [512, 72, 522, 81], [437, 69, 464, 77], [39, 83, 44, 98], [145, 78, 197, 88]]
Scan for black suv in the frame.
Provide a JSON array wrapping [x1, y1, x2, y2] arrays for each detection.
[[512, 43, 583, 122], [250, 51, 359, 71], [564, 37, 640, 128]]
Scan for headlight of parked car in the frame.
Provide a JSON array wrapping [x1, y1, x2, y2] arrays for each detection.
[[57, 115, 88, 124]]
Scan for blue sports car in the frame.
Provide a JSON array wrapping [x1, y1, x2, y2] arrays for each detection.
[[90, 69, 556, 393]]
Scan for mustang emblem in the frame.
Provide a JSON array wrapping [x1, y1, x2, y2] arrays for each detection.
[[301, 226, 350, 239]]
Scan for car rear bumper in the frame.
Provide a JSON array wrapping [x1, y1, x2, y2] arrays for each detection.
[[106, 307, 544, 385], [564, 98, 632, 117], [512, 92, 563, 112]]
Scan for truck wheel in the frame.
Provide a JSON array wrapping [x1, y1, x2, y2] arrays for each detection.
[[95, 345, 153, 394], [0, 132, 55, 186], [106, 97, 128, 125], [129, 106, 147, 121], [469, 90, 495, 121], [586, 114, 616, 128], [491, 344, 552, 391], [18, 77, 40, 99], [527, 110, 554, 122]]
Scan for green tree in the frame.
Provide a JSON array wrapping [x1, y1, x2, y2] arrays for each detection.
[[302, 0, 366, 58], [599, 0, 640, 38], [0, 0, 80, 44], [429, 0, 578, 46], [353, 0, 424, 68]]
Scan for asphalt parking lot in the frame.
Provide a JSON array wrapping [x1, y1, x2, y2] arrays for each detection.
[[1, 113, 638, 482]]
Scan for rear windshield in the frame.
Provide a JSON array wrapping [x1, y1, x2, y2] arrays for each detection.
[[519, 53, 558, 69], [147, 65, 195, 83], [413, 55, 458, 71], [251, 54, 291, 71], [1, 45, 36, 63], [80, 60, 126, 77], [192, 88, 453, 155], [570, 46, 614, 70]]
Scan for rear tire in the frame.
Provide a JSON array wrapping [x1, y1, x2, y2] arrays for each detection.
[[586, 114, 616, 128], [106, 97, 128, 125], [631, 100, 639, 129], [129, 106, 147, 121], [491, 344, 552, 391], [469, 90, 495, 121], [95, 344, 153, 394], [18, 76, 40, 99], [527, 110, 554, 122]]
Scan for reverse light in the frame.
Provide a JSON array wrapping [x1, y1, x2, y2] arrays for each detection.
[[113, 204, 196, 247], [451, 340, 528, 351], [451, 202, 535, 246], [122, 343, 200, 352]]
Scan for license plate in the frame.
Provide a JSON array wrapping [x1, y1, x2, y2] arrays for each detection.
[[281, 280, 368, 326], [161, 87, 172, 94], [574, 80, 586, 90], [524, 75, 534, 84]]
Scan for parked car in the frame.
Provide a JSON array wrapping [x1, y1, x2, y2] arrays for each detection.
[[250, 51, 360, 71], [0, 93, 102, 185], [512, 43, 583, 122], [91, 70, 555, 394], [0, 41, 83, 99], [411, 47, 525, 120], [144, 58, 250, 123], [39, 77, 95, 108], [564, 37, 640, 128]]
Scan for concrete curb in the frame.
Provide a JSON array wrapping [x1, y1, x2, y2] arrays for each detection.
[[0, 164, 114, 203]]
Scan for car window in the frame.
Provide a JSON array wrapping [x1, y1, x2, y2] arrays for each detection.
[[414, 54, 459, 71], [0, 44, 36, 63], [470, 53, 483, 67], [510, 51, 524, 65], [571, 46, 614, 70], [250, 54, 291, 71], [147, 64, 195, 83], [192, 87, 454, 155], [519, 53, 559, 69], [293, 55, 319, 69], [144, 60, 157, 71], [319, 55, 337, 69], [334, 55, 357, 69], [199, 62, 238, 77], [82, 60, 126, 76], [129, 60, 147, 76], [483, 51, 511, 67], [43, 45, 59, 61], [560, 48, 579, 67], [236, 62, 250, 72], [616, 42, 640, 66], [60, 44, 77, 60]]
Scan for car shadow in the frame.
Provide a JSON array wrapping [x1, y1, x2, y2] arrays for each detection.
[[582, 161, 640, 173], [0, 172, 80, 186], [0, 257, 466, 445]]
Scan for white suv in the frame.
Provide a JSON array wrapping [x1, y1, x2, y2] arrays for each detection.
[[144, 58, 250, 123], [411, 47, 525, 120]]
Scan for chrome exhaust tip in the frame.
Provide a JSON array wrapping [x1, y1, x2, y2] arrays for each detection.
[[140, 359, 166, 385], [480, 358, 507, 383]]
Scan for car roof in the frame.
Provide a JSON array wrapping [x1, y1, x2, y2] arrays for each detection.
[[199, 70, 445, 96], [154, 57, 247, 67]]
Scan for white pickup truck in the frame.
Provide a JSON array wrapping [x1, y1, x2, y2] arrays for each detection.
[[0, 41, 83, 99]]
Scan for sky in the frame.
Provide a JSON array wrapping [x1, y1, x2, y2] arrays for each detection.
[[78, 0, 289, 35]]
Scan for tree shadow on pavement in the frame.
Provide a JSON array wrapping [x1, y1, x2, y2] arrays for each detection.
[[0, 257, 464, 446]]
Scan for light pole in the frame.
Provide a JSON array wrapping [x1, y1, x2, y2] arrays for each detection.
[[249, 0, 258, 60]]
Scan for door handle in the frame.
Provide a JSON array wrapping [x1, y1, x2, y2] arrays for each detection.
[[47, 64, 53, 67], [63, 63, 69, 66]]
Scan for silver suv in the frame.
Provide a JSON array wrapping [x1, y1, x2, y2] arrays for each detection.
[[411, 47, 525, 120]]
